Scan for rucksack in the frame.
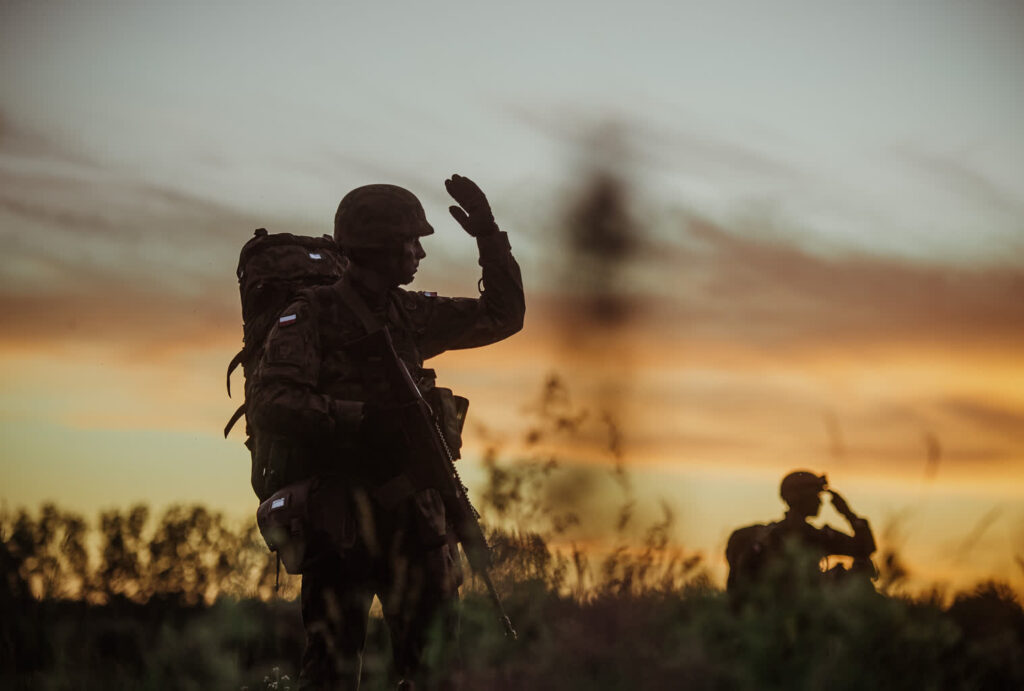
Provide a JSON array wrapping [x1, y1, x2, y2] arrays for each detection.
[[224, 228, 346, 489], [725, 522, 777, 593]]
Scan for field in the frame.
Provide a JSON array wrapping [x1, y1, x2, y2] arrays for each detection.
[[2, 501, 1022, 690]]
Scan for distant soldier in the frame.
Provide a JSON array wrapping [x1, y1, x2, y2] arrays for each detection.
[[726, 471, 877, 597], [250, 175, 525, 690]]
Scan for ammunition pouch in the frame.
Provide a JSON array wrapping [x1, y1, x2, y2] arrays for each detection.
[[256, 475, 357, 574], [426, 387, 468, 460]]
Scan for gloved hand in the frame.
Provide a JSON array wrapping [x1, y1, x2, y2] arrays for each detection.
[[829, 490, 855, 520], [445, 174, 499, 237]]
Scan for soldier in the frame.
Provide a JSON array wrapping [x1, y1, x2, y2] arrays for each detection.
[[726, 470, 877, 597], [770, 471, 877, 581], [250, 175, 525, 690]]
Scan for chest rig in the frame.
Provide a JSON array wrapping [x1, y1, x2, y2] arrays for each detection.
[[312, 280, 437, 405]]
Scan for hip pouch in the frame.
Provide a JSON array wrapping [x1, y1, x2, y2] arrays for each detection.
[[257, 478, 316, 574], [256, 476, 357, 574]]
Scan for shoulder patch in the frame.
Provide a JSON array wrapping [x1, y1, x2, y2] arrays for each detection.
[[279, 313, 298, 326], [419, 291, 437, 298]]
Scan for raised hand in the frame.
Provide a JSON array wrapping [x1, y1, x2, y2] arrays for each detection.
[[829, 490, 854, 519], [445, 174, 498, 237]]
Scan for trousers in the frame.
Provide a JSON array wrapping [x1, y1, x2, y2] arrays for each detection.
[[298, 488, 463, 690]]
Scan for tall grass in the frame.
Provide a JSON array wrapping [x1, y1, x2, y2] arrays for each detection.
[[4, 502, 1022, 689], [3, 377, 1022, 688]]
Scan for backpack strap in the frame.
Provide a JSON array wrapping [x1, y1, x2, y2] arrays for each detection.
[[226, 348, 246, 397], [336, 276, 384, 334], [224, 402, 246, 438]]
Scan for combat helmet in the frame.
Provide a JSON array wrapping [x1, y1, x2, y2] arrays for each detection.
[[780, 470, 827, 504], [334, 184, 434, 249]]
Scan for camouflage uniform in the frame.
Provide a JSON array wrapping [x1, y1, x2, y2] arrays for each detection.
[[250, 230, 524, 689]]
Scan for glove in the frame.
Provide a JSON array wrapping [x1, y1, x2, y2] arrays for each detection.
[[445, 174, 499, 237], [829, 490, 855, 520]]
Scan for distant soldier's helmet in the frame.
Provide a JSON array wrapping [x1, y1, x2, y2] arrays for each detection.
[[334, 184, 434, 249], [780, 470, 827, 504]]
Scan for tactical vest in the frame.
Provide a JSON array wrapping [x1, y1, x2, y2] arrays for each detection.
[[308, 282, 437, 403], [250, 280, 468, 498]]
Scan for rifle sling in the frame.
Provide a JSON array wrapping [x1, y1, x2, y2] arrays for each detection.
[[337, 278, 426, 405], [336, 277, 384, 334], [336, 277, 418, 506]]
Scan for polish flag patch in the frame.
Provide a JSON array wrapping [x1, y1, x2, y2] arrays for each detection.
[[279, 314, 298, 326]]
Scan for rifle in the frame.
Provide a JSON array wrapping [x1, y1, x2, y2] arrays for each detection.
[[349, 325, 517, 640]]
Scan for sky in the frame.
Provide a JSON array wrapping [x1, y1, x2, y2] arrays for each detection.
[[1, 0, 1022, 593]]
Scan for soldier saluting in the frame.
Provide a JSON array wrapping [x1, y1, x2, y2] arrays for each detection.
[[726, 471, 877, 597], [249, 175, 525, 690], [769, 471, 877, 580]]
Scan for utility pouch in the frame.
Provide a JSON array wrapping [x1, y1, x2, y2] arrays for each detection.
[[257, 475, 358, 574], [426, 387, 468, 460], [257, 478, 316, 574]]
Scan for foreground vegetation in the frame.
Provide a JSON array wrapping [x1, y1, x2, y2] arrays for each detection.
[[3, 378, 1021, 688], [2, 502, 1022, 690]]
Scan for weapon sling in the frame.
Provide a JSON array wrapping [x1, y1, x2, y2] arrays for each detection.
[[337, 279, 517, 639]]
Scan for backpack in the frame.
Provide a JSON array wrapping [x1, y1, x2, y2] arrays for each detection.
[[224, 228, 346, 494], [725, 522, 777, 593]]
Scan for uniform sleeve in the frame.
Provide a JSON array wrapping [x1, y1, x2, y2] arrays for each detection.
[[410, 231, 525, 360], [816, 518, 877, 559], [249, 297, 363, 442]]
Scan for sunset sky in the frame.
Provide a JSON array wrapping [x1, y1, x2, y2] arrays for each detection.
[[1, 0, 1022, 593]]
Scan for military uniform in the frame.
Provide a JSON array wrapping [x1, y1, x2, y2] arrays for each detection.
[[727, 472, 877, 599], [767, 510, 877, 580], [250, 230, 524, 689]]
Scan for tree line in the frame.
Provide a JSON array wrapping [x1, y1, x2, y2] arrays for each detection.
[[1, 502, 295, 606]]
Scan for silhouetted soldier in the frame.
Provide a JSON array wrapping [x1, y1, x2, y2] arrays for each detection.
[[251, 176, 524, 690], [726, 471, 877, 598]]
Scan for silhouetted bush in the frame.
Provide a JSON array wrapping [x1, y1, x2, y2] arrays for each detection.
[[3, 502, 1024, 688], [4, 375, 1023, 688]]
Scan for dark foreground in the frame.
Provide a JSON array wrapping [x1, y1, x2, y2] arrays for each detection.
[[3, 576, 1022, 691]]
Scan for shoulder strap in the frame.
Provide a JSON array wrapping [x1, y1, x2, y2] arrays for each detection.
[[336, 276, 384, 334]]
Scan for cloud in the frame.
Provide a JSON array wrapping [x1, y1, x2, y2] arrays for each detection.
[[0, 115, 512, 358], [940, 398, 1024, 443], [892, 146, 1024, 223], [0, 284, 237, 357], [506, 103, 805, 184], [0, 118, 270, 357], [647, 216, 1024, 356], [4, 113, 1024, 480]]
